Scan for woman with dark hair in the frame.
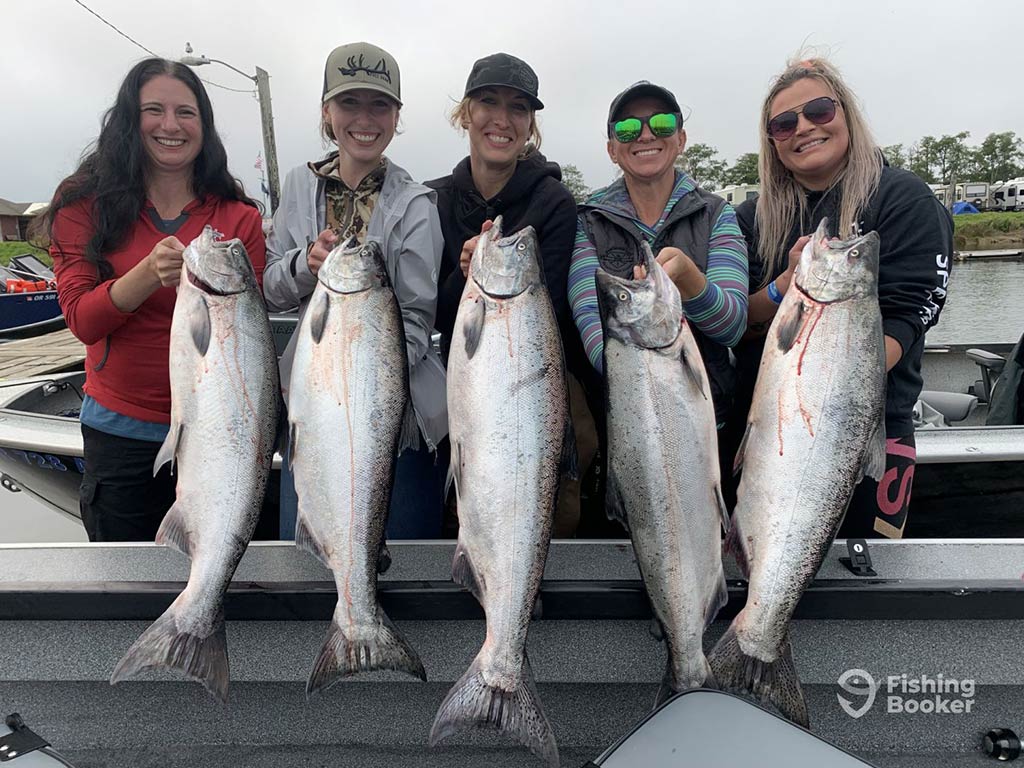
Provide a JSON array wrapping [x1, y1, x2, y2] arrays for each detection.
[[42, 57, 265, 542]]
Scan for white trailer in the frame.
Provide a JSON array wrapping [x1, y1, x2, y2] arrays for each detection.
[[712, 184, 760, 205], [990, 179, 1024, 212]]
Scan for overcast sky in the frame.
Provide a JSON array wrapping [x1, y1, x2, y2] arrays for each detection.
[[3, 0, 1022, 209]]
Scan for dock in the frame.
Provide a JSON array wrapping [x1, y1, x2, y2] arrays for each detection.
[[953, 248, 1023, 262], [0, 327, 84, 380]]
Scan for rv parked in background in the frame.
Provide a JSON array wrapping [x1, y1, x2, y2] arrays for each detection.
[[713, 184, 759, 205], [991, 179, 1024, 212], [929, 182, 992, 210]]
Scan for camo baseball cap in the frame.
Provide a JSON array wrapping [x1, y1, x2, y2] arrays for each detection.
[[322, 42, 402, 106], [464, 52, 543, 110]]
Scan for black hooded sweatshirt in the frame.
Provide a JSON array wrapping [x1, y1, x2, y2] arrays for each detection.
[[426, 149, 581, 371], [733, 166, 953, 438]]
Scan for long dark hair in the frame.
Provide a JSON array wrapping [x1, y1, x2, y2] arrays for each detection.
[[37, 58, 257, 279]]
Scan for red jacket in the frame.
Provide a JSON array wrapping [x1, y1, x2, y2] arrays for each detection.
[[51, 197, 266, 424]]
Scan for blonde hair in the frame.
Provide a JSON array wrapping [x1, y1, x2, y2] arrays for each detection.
[[754, 55, 882, 287], [448, 95, 543, 152]]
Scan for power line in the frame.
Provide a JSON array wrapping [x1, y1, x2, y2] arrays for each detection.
[[71, 0, 156, 56], [70, 0, 256, 95]]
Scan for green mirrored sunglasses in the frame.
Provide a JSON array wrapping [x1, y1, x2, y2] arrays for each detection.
[[609, 112, 682, 143]]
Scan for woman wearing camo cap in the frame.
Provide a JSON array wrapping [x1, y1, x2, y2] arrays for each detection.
[[263, 41, 447, 539]]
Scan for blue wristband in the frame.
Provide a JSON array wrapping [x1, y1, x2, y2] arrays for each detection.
[[767, 280, 784, 305]]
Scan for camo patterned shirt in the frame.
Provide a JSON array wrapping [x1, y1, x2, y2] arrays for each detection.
[[311, 157, 387, 243]]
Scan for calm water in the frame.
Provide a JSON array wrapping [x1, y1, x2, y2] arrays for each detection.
[[928, 258, 1024, 345], [2, 258, 1022, 544]]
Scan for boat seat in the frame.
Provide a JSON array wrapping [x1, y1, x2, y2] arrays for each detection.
[[918, 390, 978, 424], [967, 348, 1006, 375]]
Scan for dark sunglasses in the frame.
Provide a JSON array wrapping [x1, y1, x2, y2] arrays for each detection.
[[766, 96, 840, 140], [609, 112, 682, 143]]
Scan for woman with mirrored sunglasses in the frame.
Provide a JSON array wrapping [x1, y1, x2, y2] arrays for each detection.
[[725, 56, 953, 539], [569, 81, 750, 434]]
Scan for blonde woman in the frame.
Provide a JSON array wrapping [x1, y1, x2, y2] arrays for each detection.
[[729, 56, 953, 538]]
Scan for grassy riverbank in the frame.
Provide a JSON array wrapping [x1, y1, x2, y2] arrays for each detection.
[[954, 211, 1024, 251], [0, 241, 51, 267]]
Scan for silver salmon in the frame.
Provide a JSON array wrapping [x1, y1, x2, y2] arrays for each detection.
[[708, 219, 886, 726], [287, 238, 424, 694], [110, 225, 280, 702], [430, 218, 572, 768], [597, 242, 729, 706]]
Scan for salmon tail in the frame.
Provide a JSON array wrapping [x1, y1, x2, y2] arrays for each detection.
[[306, 612, 426, 697], [110, 604, 229, 703], [707, 624, 809, 727], [429, 655, 559, 768]]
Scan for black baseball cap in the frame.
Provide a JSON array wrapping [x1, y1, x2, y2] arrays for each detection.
[[464, 53, 544, 110], [607, 81, 682, 123]]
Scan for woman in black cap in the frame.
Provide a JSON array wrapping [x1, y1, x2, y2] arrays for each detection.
[[427, 52, 595, 537]]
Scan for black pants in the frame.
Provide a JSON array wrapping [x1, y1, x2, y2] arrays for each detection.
[[839, 434, 917, 539], [80, 424, 177, 542]]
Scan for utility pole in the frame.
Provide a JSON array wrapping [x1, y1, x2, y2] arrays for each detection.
[[181, 47, 281, 214], [254, 67, 280, 214]]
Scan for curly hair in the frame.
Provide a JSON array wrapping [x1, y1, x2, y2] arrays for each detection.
[[754, 55, 882, 287], [37, 58, 256, 279]]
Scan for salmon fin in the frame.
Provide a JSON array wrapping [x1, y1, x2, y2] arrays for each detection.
[[705, 569, 730, 627], [776, 299, 805, 353], [110, 603, 229, 703], [306, 612, 425, 697], [861, 419, 887, 483], [446, 440, 463, 504], [287, 421, 297, 470], [605, 467, 630, 532], [451, 540, 483, 600], [295, 516, 331, 569], [656, 654, 715, 708], [560, 415, 579, 481], [680, 346, 708, 400], [707, 624, 809, 727], [723, 518, 750, 578], [310, 290, 330, 344], [714, 484, 731, 533], [732, 422, 751, 477], [155, 503, 191, 556], [377, 541, 392, 575], [429, 654, 559, 768], [462, 298, 486, 359], [396, 399, 418, 455], [153, 420, 182, 475], [189, 295, 211, 356]]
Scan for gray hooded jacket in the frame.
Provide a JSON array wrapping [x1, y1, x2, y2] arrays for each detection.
[[263, 156, 448, 450]]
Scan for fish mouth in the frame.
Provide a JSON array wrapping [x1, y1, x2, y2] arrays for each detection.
[[187, 268, 238, 296]]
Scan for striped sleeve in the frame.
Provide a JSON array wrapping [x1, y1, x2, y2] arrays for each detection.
[[683, 203, 749, 348], [568, 216, 604, 375]]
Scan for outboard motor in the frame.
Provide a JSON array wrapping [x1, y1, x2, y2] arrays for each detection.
[[0, 714, 79, 766], [585, 689, 877, 767]]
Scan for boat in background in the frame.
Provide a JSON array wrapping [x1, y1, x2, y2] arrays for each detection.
[[0, 254, 64, 341]]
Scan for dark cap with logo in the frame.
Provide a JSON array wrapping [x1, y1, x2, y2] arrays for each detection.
[[607, 81, 682, 123], [464, 53, 543, 110], [323, 42, 402, 106]]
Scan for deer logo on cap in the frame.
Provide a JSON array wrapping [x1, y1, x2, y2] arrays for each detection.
[[340, 54, 392, 84]]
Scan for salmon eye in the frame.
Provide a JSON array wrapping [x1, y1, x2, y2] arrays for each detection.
[[618, 291, 629, 301], [516, 241, 527, 252], [849, 249, 860, 259]]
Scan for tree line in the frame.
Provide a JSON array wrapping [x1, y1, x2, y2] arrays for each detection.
[[560, 131, 1024, 203]]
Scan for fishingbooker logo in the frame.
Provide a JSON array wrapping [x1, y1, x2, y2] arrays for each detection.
[[837, 669, 976, 718]]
